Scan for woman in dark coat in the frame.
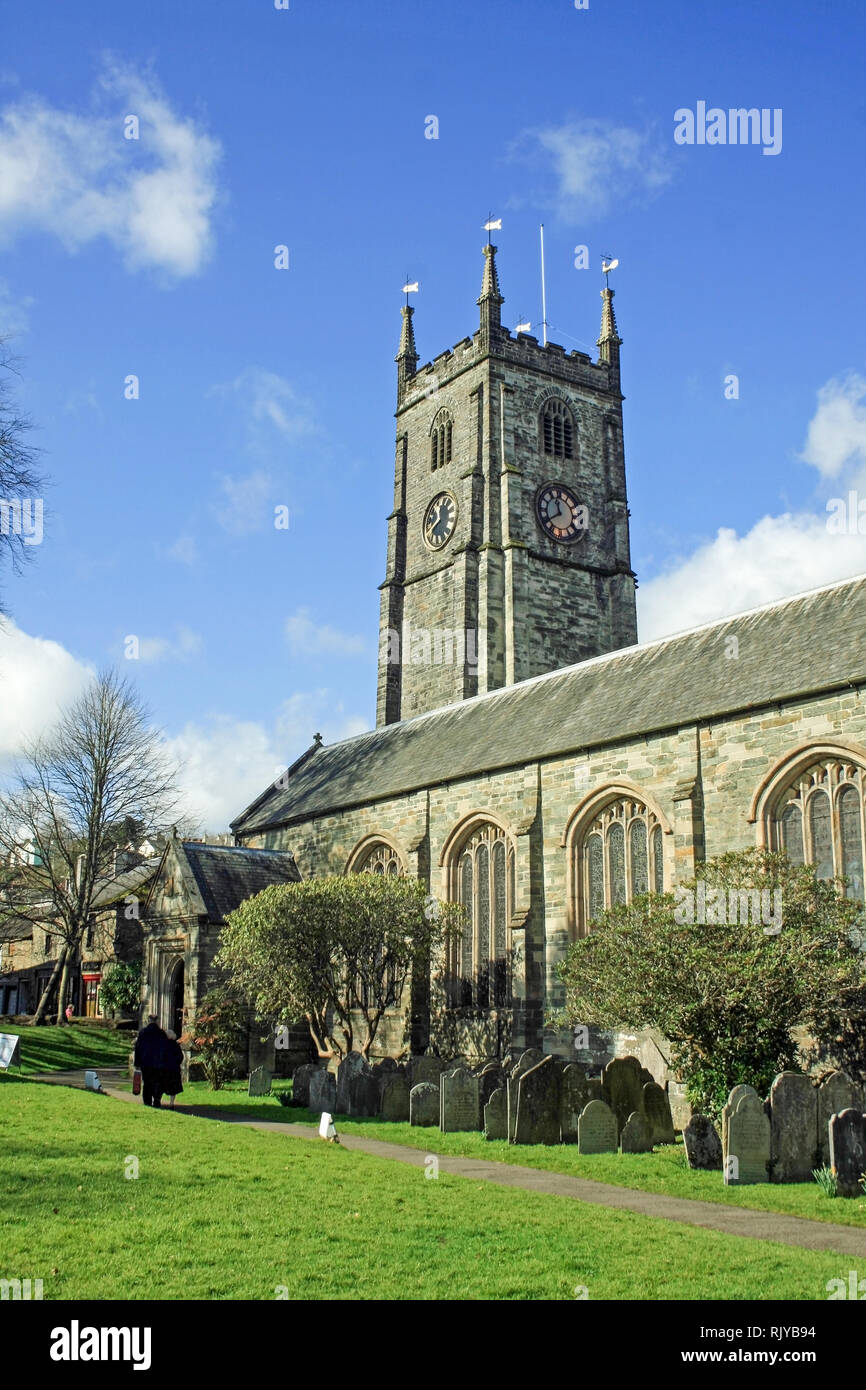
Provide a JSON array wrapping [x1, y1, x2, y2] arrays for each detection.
[[160, 1028, 184, 1108]]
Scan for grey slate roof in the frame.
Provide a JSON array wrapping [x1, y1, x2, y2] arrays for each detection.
[[232, 574, 866, 835], [91, 859, 161, 909], [182, 842, 300, 921]]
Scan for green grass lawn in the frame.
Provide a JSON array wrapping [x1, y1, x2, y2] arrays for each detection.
[[0, 1076, 855, 1300], [0, 1022, 133, 1075], [162, 1080, 866, 1230]]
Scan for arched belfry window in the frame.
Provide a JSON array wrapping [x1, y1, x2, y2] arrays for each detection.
[[540, 398, 575, 460], [431, 410, 453, 471], [574, 796, 665, 933], [449, 822, 514, 1008], [767, 758, 866, 901]]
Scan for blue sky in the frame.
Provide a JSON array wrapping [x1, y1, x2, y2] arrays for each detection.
[[1, 0, 866, 828]]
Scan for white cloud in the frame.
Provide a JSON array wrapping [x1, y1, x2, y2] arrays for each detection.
[[800, 373, 866, 478], [164, 533, 199, 567], [639, 374, 866, 641], [510, 117, 673, 219], [127, 626, 203, 665], [0, 277, 33, 337], [211, 469, 276, 535], [285, 607, 366, 657], [0, 618, 94, 761], [0, 61, 221, 278], [209, 367, 318, 442], [164, 692, 369, 832]]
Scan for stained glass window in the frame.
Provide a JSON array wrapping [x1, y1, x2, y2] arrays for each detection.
[[579, 798, 666, 932], [809, 790, 834, 881], [779, 802, 804, 865], [630, 820, 648, 896], [450, 824, 513, 1008], [839, 785, 864, 901]]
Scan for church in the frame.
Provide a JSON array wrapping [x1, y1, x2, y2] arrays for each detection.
[[154, 242, 866, 1080]]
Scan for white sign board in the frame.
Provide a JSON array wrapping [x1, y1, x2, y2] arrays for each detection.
[[0, 1033, 22, 1070]]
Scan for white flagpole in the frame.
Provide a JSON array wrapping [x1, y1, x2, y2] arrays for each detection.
[[540, 223, 548, 347]]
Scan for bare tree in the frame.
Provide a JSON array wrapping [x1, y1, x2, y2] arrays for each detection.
[[0, 338, 46, 611], [0, 670, 180, 1023]]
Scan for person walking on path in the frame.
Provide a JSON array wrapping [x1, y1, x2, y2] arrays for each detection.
[[134, 1015, 166, 1108], [160, 1028, 184, 1109]]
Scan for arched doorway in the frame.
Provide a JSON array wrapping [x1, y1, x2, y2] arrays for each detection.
[[163, 959, 185, 1037]]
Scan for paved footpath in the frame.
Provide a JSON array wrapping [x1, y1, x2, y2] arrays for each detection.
[[31, 1070, 866, 1259]]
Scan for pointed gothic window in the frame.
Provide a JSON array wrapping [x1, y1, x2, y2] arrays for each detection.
[[431, 410, 454, 470], [451, 822, 514, 1008], [352, 840, 405, 877], [540, 399, 575, 460], [576, 797, 666, 931], [768, 757, 866, 901]]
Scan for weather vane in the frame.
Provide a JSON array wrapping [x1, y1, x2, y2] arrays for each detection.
[[602, 254, 619, 289], [402, 276, 419, 307]]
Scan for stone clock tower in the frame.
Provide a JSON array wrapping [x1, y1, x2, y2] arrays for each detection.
[[376, 243, 638, 727]]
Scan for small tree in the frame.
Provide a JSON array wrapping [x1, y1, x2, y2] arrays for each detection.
[[0, 669, 179, 1024], [98, 960, 143, 1017], [184, 989, 247, 1090], [557, 849, 865, 1118], [217, 874, 462, 1060]]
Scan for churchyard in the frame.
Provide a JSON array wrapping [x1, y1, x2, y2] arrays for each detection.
[[2, 1075, 861, 1303]]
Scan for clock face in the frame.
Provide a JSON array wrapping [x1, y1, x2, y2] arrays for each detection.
[[535, 483, 588, 543], [423, 492, 457, 550]]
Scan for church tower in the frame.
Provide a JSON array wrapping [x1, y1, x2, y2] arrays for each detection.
[[376, 243, 638, 726]]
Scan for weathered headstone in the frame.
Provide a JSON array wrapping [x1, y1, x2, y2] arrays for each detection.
[[683, 1114, 723, 1170], [583, 1077, 608, 1108], [603, 1057, 644, 1137], [411, 1055, 449, 1087], [309, 1068, 337, 1114], [721, 1083, 759, 1160], [291, 1063, 319, 1108], [478, 1065, 504, 1110], [440, 1068, 481, 1133], [724, 1091, 770, 1185], [577, 1098, 618, 1154], [514, 1057, 561, 1145], [349, 1072, 380, 1117], [409, 1082, 440, 1127], [642, 1082, 676, 1145], [248, 1066, 273, 1097], [336, 1051, 370, 1113], [829, 1108, 866, 1197], [817, 1072, 865, 1166], [380, 1074, 410, 1122], [373, 1056, 398, 1077], [560, 1063, 592, 1144], [769, 1071, 818, 1183], [507, 1053, 542, 1141], [620, 1109, 654, 1153], [484, 1086, 508, 1140], [668, 1080, 692, 1133]]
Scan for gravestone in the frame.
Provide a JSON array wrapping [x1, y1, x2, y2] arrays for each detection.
[[478, 1065, 504, 1110], [309, 1068, 337, 1114], [769, 1072, 818, 1183], [484, 1086, 508, 1140], [620, 1109, 654, 1153], [584, 1077, 608, 1108], [603, 1057, 644, 1137], [381, 1074, 410, 1122], [349, 1072, 381, 1118], [577, 1098, 618, 1154], [668, 1080, 692, 1133], [829, 1108, 866, 1197], [516, 1048, 546, 1071], [642, 1082, 676, 1145], [506, 1054, 540, 1141], [501, 1056, 515, 1075], [513, 1057, 561, 1145], [409, 1082, 440, 1127], [724, 1091, 770, 1185], [412, 1055, 449, 1087], [440, 1068, 481, 1133], [721, 1084, 759, 1161], [683, 1115, 723, 1170], [291, 1063, 319, 1108], [817, 1072, 865, 1165], [336, 1052, 370, 1114], [248, 1066, 273, 1097], [560, 1063, 592, 1144], [639, 1067, 655, 1088]]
